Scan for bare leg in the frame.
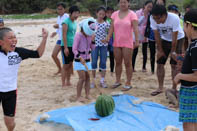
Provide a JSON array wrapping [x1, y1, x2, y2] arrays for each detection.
[[51, 44, 61, 75], [76, 71, 86, 102], [114, 47, 123, 84], [122, 48, 133, 86], [61, 64, 67, 88], [84, 72, 90, 99], [171, 64, 177, 90], [183, 123, 197, 131], [66, 63, 73, 86], [157, 64, 165, 91], [4, 116, 15, 131]]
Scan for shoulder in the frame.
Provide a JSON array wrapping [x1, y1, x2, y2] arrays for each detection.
[[136, 9, 142, 14], [63, 17, 70, 24], [128, 10, 137, 15], [111, 11, 119, 18], [167, 12, 179, 21], [63, 13, 69, 18]]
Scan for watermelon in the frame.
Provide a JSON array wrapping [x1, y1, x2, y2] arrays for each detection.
[[95, 94, 115, 117]]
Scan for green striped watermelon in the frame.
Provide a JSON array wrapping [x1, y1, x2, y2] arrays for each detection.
[[95, 94, 115, 117]]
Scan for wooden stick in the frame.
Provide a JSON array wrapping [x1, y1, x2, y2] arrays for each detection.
[[83, 63, 103, 95]]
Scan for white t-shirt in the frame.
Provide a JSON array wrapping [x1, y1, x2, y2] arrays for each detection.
[[56, 13, 69, 40], [150, 12, 185, 42]]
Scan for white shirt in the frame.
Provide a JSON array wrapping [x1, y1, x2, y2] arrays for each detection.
[[150, 12, 185, 42], [56, 13, 69, 40], [0, 47, 39, 92]]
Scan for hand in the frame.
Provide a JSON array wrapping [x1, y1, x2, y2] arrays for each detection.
[[50, 32, 56, 38], [134, 41, 140, 49], [53, 24, 59, 29], [105, 36, 110, 43], [101, 39, 108, 44], [80, 57, 85, 65], [42, 28, 48, 39], [157, 50, 165, 59], [64, 47, 69, 56], [171, 52, 177, 62], [174, 73, 181, 85]]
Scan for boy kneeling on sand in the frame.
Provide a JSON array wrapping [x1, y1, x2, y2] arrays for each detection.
[[0, 27, 48, 131]]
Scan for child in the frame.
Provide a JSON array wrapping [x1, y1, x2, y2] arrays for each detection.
[[51, 2, 69, 75], [91, 7, 110, 88], [106, 7, 115, 76], [72, 18, 96, 102], [61, 6, 80, 88], [0, 18, 4, 28], [174, 9, 197, 131], [0, 27, 48, 131]]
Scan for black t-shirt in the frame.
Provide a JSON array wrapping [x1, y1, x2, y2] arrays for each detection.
[[181, 39, 197, 86]]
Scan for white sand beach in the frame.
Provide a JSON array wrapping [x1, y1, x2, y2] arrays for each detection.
[[0, 17, 177, 131]]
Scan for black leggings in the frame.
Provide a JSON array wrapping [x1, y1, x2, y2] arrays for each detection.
[[108, 45, 115, 72], [132, 41, 156, 73]]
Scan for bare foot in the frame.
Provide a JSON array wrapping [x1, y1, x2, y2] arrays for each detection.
[[85, 95, 91, 100], [62, 84, 67, 89], [66, 82, 72, 86], [54, 70, 61, 76], [76, 97, 86, 103]]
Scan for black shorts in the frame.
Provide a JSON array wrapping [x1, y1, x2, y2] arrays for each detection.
[[0, 90, 17, 117], [157, 38, 185, 65], [61, 46, 74, 64]]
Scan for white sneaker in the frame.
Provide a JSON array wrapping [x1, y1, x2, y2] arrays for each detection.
[[100, 82, 107, 88]]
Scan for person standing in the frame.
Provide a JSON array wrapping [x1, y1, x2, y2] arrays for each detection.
[[91, 7, 110, 88], [132, 0, 153, 72], [0, 27, 48, 131], [150, 4, 185, 96], [106, 0, 139, 91], [51, 2, 69, 75], [61, 6, 80, 88], [174, 9, 197, 131]]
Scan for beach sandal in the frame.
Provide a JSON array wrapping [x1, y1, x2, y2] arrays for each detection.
[[151, 90, 163, 96], [121, 85, 133, 91], [111, 83, 122, 89]]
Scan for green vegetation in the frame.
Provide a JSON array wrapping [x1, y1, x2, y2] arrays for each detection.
[[1, 14, 57, 19], [0, 0, 192, 18]]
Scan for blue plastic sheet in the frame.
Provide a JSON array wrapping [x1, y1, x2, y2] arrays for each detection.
[[37, 95, 183, 131]]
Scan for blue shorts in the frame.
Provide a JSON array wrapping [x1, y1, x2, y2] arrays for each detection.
[[56, 40, 61, 45], [74, 61, 92, 71], [179, 85, 197, 122]]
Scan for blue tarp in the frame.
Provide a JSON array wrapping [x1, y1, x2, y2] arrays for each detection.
[[37, 95, 183, 131]]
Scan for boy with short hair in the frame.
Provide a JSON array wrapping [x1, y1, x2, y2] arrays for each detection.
[[0, 27, 48, 131], [174, 9, 197, 131], [150, 4, 185, 96]]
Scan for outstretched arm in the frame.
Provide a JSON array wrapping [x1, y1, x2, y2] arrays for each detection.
[[37, 28, 48, 57]]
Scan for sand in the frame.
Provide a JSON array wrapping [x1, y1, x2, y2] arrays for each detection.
[[0, 17, 177, 131]]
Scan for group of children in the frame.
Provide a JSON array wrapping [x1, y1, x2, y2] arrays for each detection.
[[50, 3, 115, 102], [1, 0, 197, 130]]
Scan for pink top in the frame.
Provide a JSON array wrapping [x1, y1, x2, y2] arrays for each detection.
[[72, 32, 95, 60], [136, 9, 148, 43], [111, 10, 138, 49]]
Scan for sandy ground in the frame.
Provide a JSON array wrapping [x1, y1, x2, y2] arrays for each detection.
[[0, 17, 178, 131]]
